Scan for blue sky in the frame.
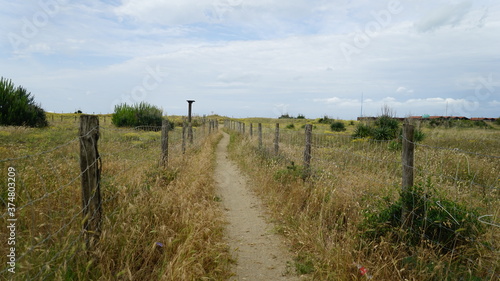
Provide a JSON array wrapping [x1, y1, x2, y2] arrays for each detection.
[[1, 0, 499, 119]]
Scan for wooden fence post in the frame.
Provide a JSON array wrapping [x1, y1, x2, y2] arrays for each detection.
[[303, 124, 312, 176], [182, 120, 187, 154], [161, 119, 170, 167], [274, 123, 279, 155], [79, 115, 102, 251], [258, 123, 263, 148], [188, 122, 193, 145], [250, 123, 253, 138], [402, 123, 415, 225]]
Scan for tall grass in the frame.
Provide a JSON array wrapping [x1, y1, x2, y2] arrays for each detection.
[[225, 120, 499, 280], [0, 116, 231, 280]]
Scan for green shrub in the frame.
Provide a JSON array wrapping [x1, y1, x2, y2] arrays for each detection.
[[361, 181, 484, 251], [495, 118, 500, 126], [286, 123, 295, 129], [112, 102, 163, 127], [0, 77, 48, 127], [330, 121, 346, 132], [353, 123, 373, 138], [317, 116, 334, 124]]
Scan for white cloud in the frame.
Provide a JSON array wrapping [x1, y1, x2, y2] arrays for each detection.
[[415, 1, 473, 32], [396, 86, 414, 94], [1, 0, 499, 119]]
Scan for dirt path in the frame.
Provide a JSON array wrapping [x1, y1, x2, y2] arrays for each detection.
[[215, 132, 300, 281]]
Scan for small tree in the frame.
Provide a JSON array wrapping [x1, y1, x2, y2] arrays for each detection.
[[0, 77, 48, 127]]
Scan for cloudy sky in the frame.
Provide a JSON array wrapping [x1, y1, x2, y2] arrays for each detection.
[[1, 0, 499, 119]]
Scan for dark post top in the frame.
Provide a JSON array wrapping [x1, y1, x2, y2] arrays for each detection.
[[187, 100, 195, 123]]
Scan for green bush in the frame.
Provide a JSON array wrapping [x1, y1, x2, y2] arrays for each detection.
[[286, 123, 295, 129], [0, 77, 48, 127], [374, 115, 400, 140], [112, 102, 163, 127], [317, 116, 334, 124], [361, 181, 484, 251], [353, 123, 373, 138], [330, 121, 346, 132]]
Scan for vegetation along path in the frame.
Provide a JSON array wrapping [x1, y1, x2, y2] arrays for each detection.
[[215, 131, 300, 280]]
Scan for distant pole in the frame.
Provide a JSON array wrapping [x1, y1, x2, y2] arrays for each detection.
[[303, 124, 312, 177], [161, 119, 170, 167], [182, 118, 187, 154], [274, 123, 279, 155], [360, 92, 364, 118], [187, 100, 195, 144]]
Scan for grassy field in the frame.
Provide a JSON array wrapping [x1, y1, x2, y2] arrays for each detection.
[[225, 118, 499, 280], [0, 114, 231, 280]]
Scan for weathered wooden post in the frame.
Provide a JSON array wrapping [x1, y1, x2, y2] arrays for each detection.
[[161, 119, 170, 167], [79, 115, 102, 251], [187, 100, 195, 144], [402, 123, 415, 226], [182, 119, 187, 154], [303, 124, 312, 177], [258, 123, 263, 148], [274, 123, 279, 155], [250, 123, 253, 138]]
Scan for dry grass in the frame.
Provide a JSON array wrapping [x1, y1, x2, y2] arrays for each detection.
[[0, 115, 231, 280], [225, 121, 499, 280]]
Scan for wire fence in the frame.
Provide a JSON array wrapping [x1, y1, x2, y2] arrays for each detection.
[[226, 120, 499, 261], [0, 116, 218, 280]]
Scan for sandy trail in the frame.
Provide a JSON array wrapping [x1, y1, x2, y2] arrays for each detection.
[[215, 131, 299, 281]]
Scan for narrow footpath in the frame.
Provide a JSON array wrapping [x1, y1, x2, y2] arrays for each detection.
[[215, 132, 300, 281]]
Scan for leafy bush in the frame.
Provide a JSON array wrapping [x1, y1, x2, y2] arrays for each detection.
[[317, 116, 334, 124], [495, 118, 500, 126], [0, 77, 48, 127], [112, 102, 163, 127], [374, 115, 400, 140], [330, 121, 346, 132], [285, 123, 295, 129], [361, 181, 484, 251], [353, 123, 373, 138], [278, 114, 292, 119]]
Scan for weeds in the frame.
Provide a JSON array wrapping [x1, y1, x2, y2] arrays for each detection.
[[0, 117, 231, 280]]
